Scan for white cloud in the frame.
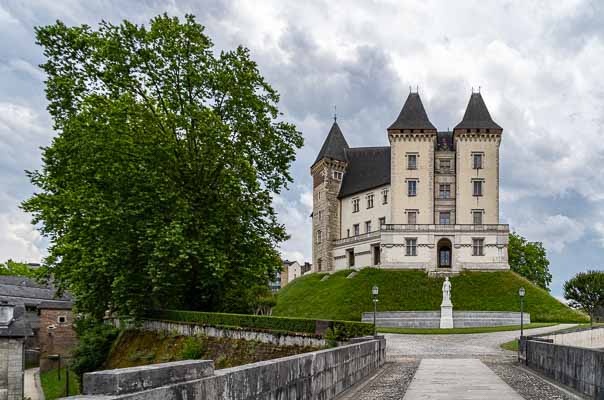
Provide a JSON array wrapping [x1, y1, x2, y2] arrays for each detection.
[[511, 214, 585, 253]]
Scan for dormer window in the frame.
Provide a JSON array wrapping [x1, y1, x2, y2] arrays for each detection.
[[333, 171, 343, 180]]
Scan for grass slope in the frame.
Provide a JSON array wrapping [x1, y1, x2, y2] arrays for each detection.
[[273, 269, 587, 323], [40, 368, 80, 399]]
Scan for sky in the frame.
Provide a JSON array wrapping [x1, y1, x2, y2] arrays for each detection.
[[0, 0, 603, 298]]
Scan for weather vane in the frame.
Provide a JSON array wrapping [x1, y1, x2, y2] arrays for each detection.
[[333, 105, 337, 122]]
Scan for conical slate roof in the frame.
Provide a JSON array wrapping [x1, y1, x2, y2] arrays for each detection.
[[388, 93, 436, 130], [454, 93, 502, 130], [313, 121, 349, 165]]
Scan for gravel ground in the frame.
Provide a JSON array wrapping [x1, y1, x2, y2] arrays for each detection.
[[486, 362, 578, 400], [342, 361, 419, 400]]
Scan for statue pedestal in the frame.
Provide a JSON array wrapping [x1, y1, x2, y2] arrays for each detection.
[[440, 300, 453, 329]]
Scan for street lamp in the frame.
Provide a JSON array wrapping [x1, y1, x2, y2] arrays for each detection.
[[372, 286, 379, 337], [518, 287, 526, 362]]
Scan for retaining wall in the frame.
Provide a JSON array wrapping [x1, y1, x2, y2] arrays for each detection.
[[61, 336, 387, 400], [537, 326, 604, 349], [361, 311, 530, 328], [524, 339, 603, 398]]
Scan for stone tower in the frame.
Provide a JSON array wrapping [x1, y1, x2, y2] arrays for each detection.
[[453, 93, 503, 225], [311, 121, 348, 272], [387, 92, 438, 224]]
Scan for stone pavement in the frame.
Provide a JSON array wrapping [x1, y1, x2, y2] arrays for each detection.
[[24, 367, 42, 400], [403, 358, 524, 399]]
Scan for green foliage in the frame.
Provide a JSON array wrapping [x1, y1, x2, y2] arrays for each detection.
[[40, 368, 80, 399], [564, 270, 604, 326], [500, 339, 519, 352], [0, 259, 38, 278], [254, 293, 278, 315], [23, 14, 303, 319], [148, 309, 374, 339], [70, 320, 119, 380], [324, 327, 339, 348], [273, 269, 587, 323], [508, 232, 552, 290], [180, 336, 205, 359]]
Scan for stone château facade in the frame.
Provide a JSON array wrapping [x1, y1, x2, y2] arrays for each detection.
[[311, 91, 509, 273]]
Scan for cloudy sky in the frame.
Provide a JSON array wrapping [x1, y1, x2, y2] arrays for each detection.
[[1, 0, 603, 297]]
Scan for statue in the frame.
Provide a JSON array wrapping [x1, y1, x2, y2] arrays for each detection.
[[442, 277, 452, 303]]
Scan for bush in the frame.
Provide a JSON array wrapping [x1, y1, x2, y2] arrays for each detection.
[[71, 320, 119, 382], [180, 337, 205, 359]]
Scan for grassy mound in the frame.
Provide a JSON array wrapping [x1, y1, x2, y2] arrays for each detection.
[[273, 269, 587, 323]]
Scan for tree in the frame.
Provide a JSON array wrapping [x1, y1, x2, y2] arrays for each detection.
[[0, 260, 38, 278], [508, 232, 552, 290], [22, 15, 303, 320], [563, 270, 604, 326]]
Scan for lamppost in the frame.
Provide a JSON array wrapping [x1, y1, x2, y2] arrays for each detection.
[[518, 287, 526, 362], [372, 285, 379, 337]]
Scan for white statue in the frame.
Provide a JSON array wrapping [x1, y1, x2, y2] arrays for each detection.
[[442, 277, 452, 303]]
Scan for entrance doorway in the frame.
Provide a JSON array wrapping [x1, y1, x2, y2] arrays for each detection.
[[437, 238, 452, 268]]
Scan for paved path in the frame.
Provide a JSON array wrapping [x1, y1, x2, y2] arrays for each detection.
[[403, 359, 524, 399], [24, 368, 42, 400], [386, 324, 576, 359]]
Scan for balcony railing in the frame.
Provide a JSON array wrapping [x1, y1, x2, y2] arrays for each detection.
[[333, 230, 380, 246], [381, 224, 509, 233]]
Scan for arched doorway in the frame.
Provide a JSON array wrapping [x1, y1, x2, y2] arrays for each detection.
[[437, 238, 452, 268]]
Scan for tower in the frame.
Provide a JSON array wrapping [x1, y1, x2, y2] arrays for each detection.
[[453, 92, 503, 225], [311, 121, 348, 272], [387, 92, 437, 224]]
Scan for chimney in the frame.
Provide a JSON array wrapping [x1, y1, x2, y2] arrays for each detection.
[[0, 301, 15, 326]]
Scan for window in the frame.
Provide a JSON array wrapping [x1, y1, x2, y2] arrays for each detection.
[[317, 258, 322, 272], [408, 180, 417, 196], [57, 316, 67, 324], [365, 220, 372, 233], [333, 171, 343, 180], [439, 211, 451, 225], [379, 217, 386, 227], [473, 153, 483, 169], [382, 189, 389, 204], [367, 194, 374, 209], [373, 245, 381, 265], [318, 210, 323, 221], [406, 238, 417, 256], [347, 229, 350, 237], [407, 211, 417, 224], [439, 184, 451, 199], [440, 159, 451, 171], [317, 191, 322, 200], [347, 249, 355, 267], [473, 238, 484, 256], [316, 230, 322, 244], [353, 224, 360, 236], [352, 198, 360, 213], [473, 210, 483, 225], [473, 180, 483, 196], [407, 154, 417, 170]]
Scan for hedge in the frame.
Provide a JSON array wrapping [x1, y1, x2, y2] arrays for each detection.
[[146, 309, 373, 339]]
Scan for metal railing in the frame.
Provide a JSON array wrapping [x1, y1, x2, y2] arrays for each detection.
[[381, 224, 509, 233]]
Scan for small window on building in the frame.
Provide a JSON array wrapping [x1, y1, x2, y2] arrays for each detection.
[[347, 249, 355, 267], [333, 171, 343, 180], [57, 316, 67, 324], [382, 189, 389, 204], [347, 228, 350, 238], [472, 238, 485, 256], [439, 211, 451, 225], [473, 180, 483, 197], [353, 224, 360, 236], [317, 191, 322, 200], [317, 258, 322, 272], [473, 210, 483, 225], [406, 238, 417, 256], [316, 230, 322, 244], [472, 153, 483, 169], [439, 184, 450, 199], [365, 220, 372, 233], [407, 211, 417, 224], [408, 180, 417, 196], [352, 198, 360, 213], [407, 154, 418, 170], [440, 159, 451, 171], [367, 194, 374, 209], [318, 210, 323, 221], [379, 217, 386, 227]]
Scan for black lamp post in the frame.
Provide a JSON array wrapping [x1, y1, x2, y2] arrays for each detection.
[[518, 287, 525, 362], [372, 285, 379, 337]]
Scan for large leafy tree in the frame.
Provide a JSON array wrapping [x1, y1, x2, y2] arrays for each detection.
[[564, 270, 604, 326], [23, 15, 303, 319], [508, 232, 552, 290]]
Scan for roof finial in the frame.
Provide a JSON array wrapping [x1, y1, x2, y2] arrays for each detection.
[[409, 85, 412, 93], [416, 85, 419, 94], [471, 86, 474, 93], [333, 105, 337, 122], [479, 86, 481, 93]]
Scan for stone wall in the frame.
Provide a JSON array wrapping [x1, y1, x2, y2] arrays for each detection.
[[536, 326, 604, 349], [0, 338, 24, 400], [61, 337, 386, 400], [524, 339, 603, 398], [39, 308, 77, 372], [362, 311, 530, 328]]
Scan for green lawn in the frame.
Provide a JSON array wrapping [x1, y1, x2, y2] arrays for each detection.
[[40, 368, 80, 399], [500, 339, 519, 351], [274, 269, 587, 323], [378, 322, 556, 335]]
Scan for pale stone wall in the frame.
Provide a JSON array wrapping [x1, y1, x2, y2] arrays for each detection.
[[389, 133, 435, 224], [286, 261, 302, 284], [332, 232, 381, 270], [0, 338, 24, 400], [340, 184, 391, 238], [455, 132, 501, 224]]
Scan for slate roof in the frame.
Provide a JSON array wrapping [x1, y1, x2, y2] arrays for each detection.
[[0, 275, 72, 307], [38, 301, 73, 310], [313, 121, 349, 166], [388, 93, 436, 131], [436, 131, 455, 151], [0, 305, 33, 337], [454, 93, 502, 130], [338, 147, 391, 198]]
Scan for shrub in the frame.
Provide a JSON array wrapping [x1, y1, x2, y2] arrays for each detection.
[[180, 337, 205, 360], [324, 327, 339, 348], [71, 320, 119, 383]]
